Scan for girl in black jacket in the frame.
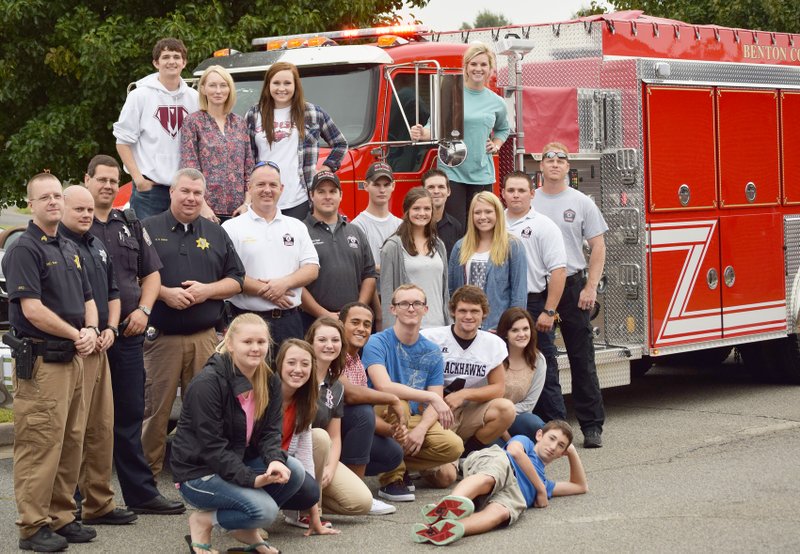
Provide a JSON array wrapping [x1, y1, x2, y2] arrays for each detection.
[[171, 313, 318, 554]]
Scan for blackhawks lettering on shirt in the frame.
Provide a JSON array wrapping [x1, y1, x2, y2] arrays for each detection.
[[421, 326, 508, 389]]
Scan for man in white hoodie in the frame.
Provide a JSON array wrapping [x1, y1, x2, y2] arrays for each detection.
[[114, 38, 199, 219]]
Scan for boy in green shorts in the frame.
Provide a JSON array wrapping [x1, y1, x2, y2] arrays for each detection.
[[412, 420, 587, 545]]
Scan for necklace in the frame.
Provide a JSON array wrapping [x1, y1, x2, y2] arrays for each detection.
[[506, 365, 529, 371]]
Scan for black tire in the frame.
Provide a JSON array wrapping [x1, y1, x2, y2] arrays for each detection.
[[763, 335, 800, 385], [630, 356, 653, 378], [737, 341, 781, 383], [663, 346, 733, 368]]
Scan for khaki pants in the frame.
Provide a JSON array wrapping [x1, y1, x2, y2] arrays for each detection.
[[311, 428, 373, 515], [377, 402, 464, 487], [78, 351, 116, 519], [13, 356, 86, 539], [142, 328, 217, 475]]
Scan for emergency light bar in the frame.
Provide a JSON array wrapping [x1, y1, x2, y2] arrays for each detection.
[[252, 24, 429, 48]]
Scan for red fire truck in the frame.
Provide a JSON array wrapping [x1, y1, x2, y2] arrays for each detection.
[[192, 10, 800, 387]]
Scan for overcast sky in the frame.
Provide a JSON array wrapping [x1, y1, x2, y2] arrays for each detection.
[[397, 0, 613, 30]]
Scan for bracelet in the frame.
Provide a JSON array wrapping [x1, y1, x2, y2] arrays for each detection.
[[108, 325, 119, 337]]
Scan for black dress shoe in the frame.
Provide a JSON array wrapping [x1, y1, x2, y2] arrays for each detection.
[[19, 527, 69, 552], [128, 494, 186, 515], [54, 521, 97, 543], [83, 507, 138, 525]]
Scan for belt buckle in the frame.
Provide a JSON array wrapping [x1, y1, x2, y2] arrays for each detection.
[[270, 309, 282, 319]]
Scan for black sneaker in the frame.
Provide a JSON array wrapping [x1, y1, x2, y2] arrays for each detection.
[[402, 470, 416, 492], [83, 507, 138, 525], [378, 480, 415, 502], [54, 521, 97, 543], [583, 430, 603, 448], [19, 527, 68, 552]]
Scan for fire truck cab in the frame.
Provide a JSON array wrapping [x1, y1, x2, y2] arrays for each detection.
[[197, 11, 800, 387]]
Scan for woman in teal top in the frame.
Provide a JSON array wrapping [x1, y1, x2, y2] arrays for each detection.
[[412, 42, 510, 226]]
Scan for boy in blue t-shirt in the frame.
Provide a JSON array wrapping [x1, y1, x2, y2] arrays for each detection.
[[412, 420, 587, 546]]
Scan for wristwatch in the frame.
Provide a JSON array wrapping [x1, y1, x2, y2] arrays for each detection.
[[89, 326, 102, 337], [137, 305, 152, 316], [545, 309, 557, 317], [108, 325, 119, 337]]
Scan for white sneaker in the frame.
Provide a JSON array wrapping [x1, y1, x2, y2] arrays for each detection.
[[368, 497, 397, 515]]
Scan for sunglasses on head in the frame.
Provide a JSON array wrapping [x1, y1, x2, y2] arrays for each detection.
[[253, 160, 281, 174], [543, 151, 569, 160]]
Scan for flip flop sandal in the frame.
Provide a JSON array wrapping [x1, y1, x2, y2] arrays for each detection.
[[421, 495, 475, 523], [227, 541, 281, 553], [185, 534, 213, 553], [411, 519, 465, 546]]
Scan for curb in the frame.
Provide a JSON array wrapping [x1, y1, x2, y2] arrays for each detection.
[[0, 421, 13, 447]]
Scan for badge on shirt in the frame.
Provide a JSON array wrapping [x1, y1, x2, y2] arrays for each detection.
[[521, 226, 532, 239], [347, 236, 359, 249], [122, 224, 132, 238], [283, 233, 294, 246], [73, 254, 82, 269], [563, 209, 576, 223], [196, 237, 210, 250], [99, 249, 108, 264]]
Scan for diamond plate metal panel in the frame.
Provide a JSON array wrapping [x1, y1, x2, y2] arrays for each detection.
[[784, 216, 800, 331], [557, 356, 631, 394], [638, 59, 800, 88]]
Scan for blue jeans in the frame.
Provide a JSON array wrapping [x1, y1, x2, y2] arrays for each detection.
[[340, 404, 403, 475], [130, 184, 170, 219], [493, 412, 546, 447], [527, 293, 568, 422], [178, 456, 313, 530]]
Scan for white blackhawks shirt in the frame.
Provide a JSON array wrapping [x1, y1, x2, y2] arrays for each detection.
[[421, 325, 508, 388]]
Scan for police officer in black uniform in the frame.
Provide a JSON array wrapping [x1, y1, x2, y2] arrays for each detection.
[[141, 167, 245, 476], [4, 172, 99, 551], [85, 155, 185, 515]]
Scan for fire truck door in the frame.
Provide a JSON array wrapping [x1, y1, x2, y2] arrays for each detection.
[[781, 91, 800, 204]]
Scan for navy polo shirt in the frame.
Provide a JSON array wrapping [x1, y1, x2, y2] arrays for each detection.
[[142, 210, 245, 334], [91, 209, 162, 318], [437, 212, 464, 259], [59, 225, 120, 329], [303, 214, 377, 312], [2, 221, 93, 340]]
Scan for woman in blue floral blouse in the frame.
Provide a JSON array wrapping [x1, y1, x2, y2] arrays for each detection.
[[180, 65, 253, 222]]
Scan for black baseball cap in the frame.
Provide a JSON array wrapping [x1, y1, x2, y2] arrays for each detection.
[[310, 170, 341, 191], [365, 162, 393, 182]]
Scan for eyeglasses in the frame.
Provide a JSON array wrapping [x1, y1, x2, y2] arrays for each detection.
[[543, 151, 569, 160], [94, 177, 120, 186], [30, 193, 63, 203], [392, 301, 427, 310], [253, 160, 281, 174]]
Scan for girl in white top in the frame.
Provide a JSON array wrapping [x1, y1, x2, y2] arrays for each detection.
[[277, 339, 339, 536], [495, 308, 547, 444], [380, 187, 450, 329]]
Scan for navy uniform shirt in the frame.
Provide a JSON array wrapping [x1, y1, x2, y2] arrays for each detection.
[[2, 221, 93, 340], [437, 212, 463, 259], [59, 225, 120, 329], [143, 210, 245, 334], [303, 214, 377, 312], [91, 209, 163, 319]]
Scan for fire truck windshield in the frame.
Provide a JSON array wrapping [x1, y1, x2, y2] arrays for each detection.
[[230, 64, 379, 147]]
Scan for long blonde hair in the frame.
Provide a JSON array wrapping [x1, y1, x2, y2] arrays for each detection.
[[217, 313, 272, 419], [459, 191, 511, 266]]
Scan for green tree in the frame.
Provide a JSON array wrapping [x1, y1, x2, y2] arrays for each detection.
[[609, 0, 800, 33], [0, 0, 429, 206], [460, 9, 510, 30], [574, 1, 609, 17]]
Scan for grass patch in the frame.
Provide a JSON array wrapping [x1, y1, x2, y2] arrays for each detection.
[[0, 407, 12, 423]]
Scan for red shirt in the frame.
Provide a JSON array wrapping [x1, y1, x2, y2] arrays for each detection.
[[281, 400, 296, 450]]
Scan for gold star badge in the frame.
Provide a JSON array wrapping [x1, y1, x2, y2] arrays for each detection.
[[196, 237, 210, 250], [73, 254, 82, 269]]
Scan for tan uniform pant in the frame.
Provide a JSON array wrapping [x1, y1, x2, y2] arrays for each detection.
[[376, 402, 464, 487], [13, 356, 85, 539], [141, 327, 217, 475], [311, 427, 373, 515], [77, 351, 116, 519]]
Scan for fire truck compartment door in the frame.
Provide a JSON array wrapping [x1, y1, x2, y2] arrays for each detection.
[[522, 87, 579, 155], [645, 86, 716, 212], [781, 91, 800, 205], [716, 89, 780, 209], [718, 212, 786, 338], [648, 218, 722, 348]]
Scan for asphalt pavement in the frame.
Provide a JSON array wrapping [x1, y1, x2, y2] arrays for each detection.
[[1, 359, 799, 552]]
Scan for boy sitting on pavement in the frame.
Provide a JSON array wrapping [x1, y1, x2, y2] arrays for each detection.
[[412, 420, 587, 546]]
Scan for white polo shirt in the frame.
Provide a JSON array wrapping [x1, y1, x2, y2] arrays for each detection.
[[505, 207, 567, 293], [421, 326, 508, 388], [222, 207, 319, 310]]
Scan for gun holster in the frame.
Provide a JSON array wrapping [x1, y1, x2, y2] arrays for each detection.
[[2, 329, 35, 380]]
